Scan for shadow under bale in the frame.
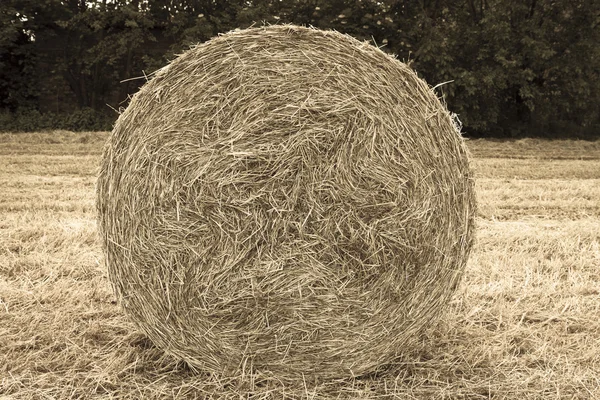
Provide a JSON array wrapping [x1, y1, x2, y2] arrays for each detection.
[[97, 25, 476, 382]]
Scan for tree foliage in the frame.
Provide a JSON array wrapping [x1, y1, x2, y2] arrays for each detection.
[[0, 0, 598, 136]]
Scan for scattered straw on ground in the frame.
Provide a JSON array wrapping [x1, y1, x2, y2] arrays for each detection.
[[2, 135, 599, 398]]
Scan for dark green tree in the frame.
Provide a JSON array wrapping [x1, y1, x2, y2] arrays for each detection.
[[407, 0, 600, 137], [1, 0, 598, 136]]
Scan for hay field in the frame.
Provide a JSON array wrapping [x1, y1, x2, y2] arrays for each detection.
[[1, 132, 599, 399]]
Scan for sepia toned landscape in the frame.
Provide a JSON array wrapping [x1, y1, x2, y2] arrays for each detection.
[[1, 132, 599, 399]]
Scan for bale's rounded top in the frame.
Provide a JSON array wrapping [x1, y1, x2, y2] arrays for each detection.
[[97, 25, 475, 381]]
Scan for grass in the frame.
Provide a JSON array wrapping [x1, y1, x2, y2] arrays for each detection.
[[1, 132, 599, 399]]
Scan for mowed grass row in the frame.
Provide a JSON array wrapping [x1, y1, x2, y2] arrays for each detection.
[[0, 133, 599, 399]]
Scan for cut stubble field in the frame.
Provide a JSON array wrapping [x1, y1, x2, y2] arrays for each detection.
[[0, 132, 599, 399]]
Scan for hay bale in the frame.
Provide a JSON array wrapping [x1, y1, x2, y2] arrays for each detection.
[[97, 25, 475, 381]]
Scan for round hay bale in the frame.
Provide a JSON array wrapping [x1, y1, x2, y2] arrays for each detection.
[[97, 25, 476, 381]]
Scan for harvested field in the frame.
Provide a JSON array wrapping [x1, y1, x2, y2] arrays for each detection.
[[1, 132, 599, 399]]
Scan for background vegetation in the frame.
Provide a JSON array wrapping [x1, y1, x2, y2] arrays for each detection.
[[1, 0, 599, 137]]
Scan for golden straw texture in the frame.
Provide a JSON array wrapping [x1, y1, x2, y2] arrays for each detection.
[[97, 25, 476, 381]]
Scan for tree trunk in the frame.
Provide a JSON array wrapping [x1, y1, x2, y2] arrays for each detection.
[[119, 45, 134, 105]]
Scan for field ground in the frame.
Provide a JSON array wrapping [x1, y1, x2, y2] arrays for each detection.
[[0, 132, 599, 399]]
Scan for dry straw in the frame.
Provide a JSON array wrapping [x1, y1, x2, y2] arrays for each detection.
[[97, 25, 476, 382]]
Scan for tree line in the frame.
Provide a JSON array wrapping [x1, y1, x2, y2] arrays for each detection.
[[1, 0, 599, 137]]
